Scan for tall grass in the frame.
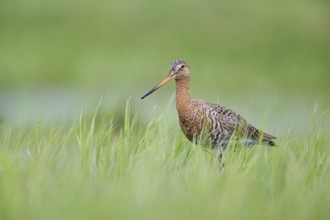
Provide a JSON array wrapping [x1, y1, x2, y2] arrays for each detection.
[[0, 103, 329, 220]]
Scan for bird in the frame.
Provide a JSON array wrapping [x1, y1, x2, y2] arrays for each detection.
[[141, 59, 276, 155]]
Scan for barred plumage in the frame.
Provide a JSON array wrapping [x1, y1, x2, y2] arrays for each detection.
[[141, 60, 276, 152]]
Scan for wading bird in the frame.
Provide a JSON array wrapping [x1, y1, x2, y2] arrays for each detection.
[[141, 60, 276, 154]]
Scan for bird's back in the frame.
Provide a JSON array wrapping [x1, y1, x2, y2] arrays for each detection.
[[178, 100, 276, 149]]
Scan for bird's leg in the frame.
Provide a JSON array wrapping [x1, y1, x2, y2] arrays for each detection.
[[213, 140, 227, 165], [216, 147, 226, 169]]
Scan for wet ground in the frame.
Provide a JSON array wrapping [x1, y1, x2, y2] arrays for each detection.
[[1, 88, 328, 138]]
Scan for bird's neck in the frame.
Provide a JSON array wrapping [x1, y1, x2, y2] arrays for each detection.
[[175, 77, 192, 116]]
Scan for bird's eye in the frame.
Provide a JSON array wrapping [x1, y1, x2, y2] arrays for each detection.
[[180, 64, 185, 69]]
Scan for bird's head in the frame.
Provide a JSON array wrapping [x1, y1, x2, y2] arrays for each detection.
[[170, 59, 190, 80], [141, 59, 189, 99]]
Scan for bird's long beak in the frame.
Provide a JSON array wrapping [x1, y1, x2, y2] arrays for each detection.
[[141, 71, 175, 99]]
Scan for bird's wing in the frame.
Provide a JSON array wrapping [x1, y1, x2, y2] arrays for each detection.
[[204, 102, 276, 146], [203, 103, 244, 139]]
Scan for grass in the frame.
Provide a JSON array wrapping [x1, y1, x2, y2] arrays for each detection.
[[1, 0, 329, 95], [0, 101, 329, 220]]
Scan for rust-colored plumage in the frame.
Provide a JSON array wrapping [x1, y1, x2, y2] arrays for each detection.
[[141, 60, 276, 152]]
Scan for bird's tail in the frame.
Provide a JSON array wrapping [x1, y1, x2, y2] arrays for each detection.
[[246, 126, 276, 146], [261, 132, 276, 146]]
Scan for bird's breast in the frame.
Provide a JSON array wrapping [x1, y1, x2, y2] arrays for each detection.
[[177, 105, 206, 142]]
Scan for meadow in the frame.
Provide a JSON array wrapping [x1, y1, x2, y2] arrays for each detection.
[[0, 102, 330, 220], [1, 0, 330, 219]]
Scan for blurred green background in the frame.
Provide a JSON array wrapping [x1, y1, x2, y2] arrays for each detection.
[[0, 0, 329, 131]]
